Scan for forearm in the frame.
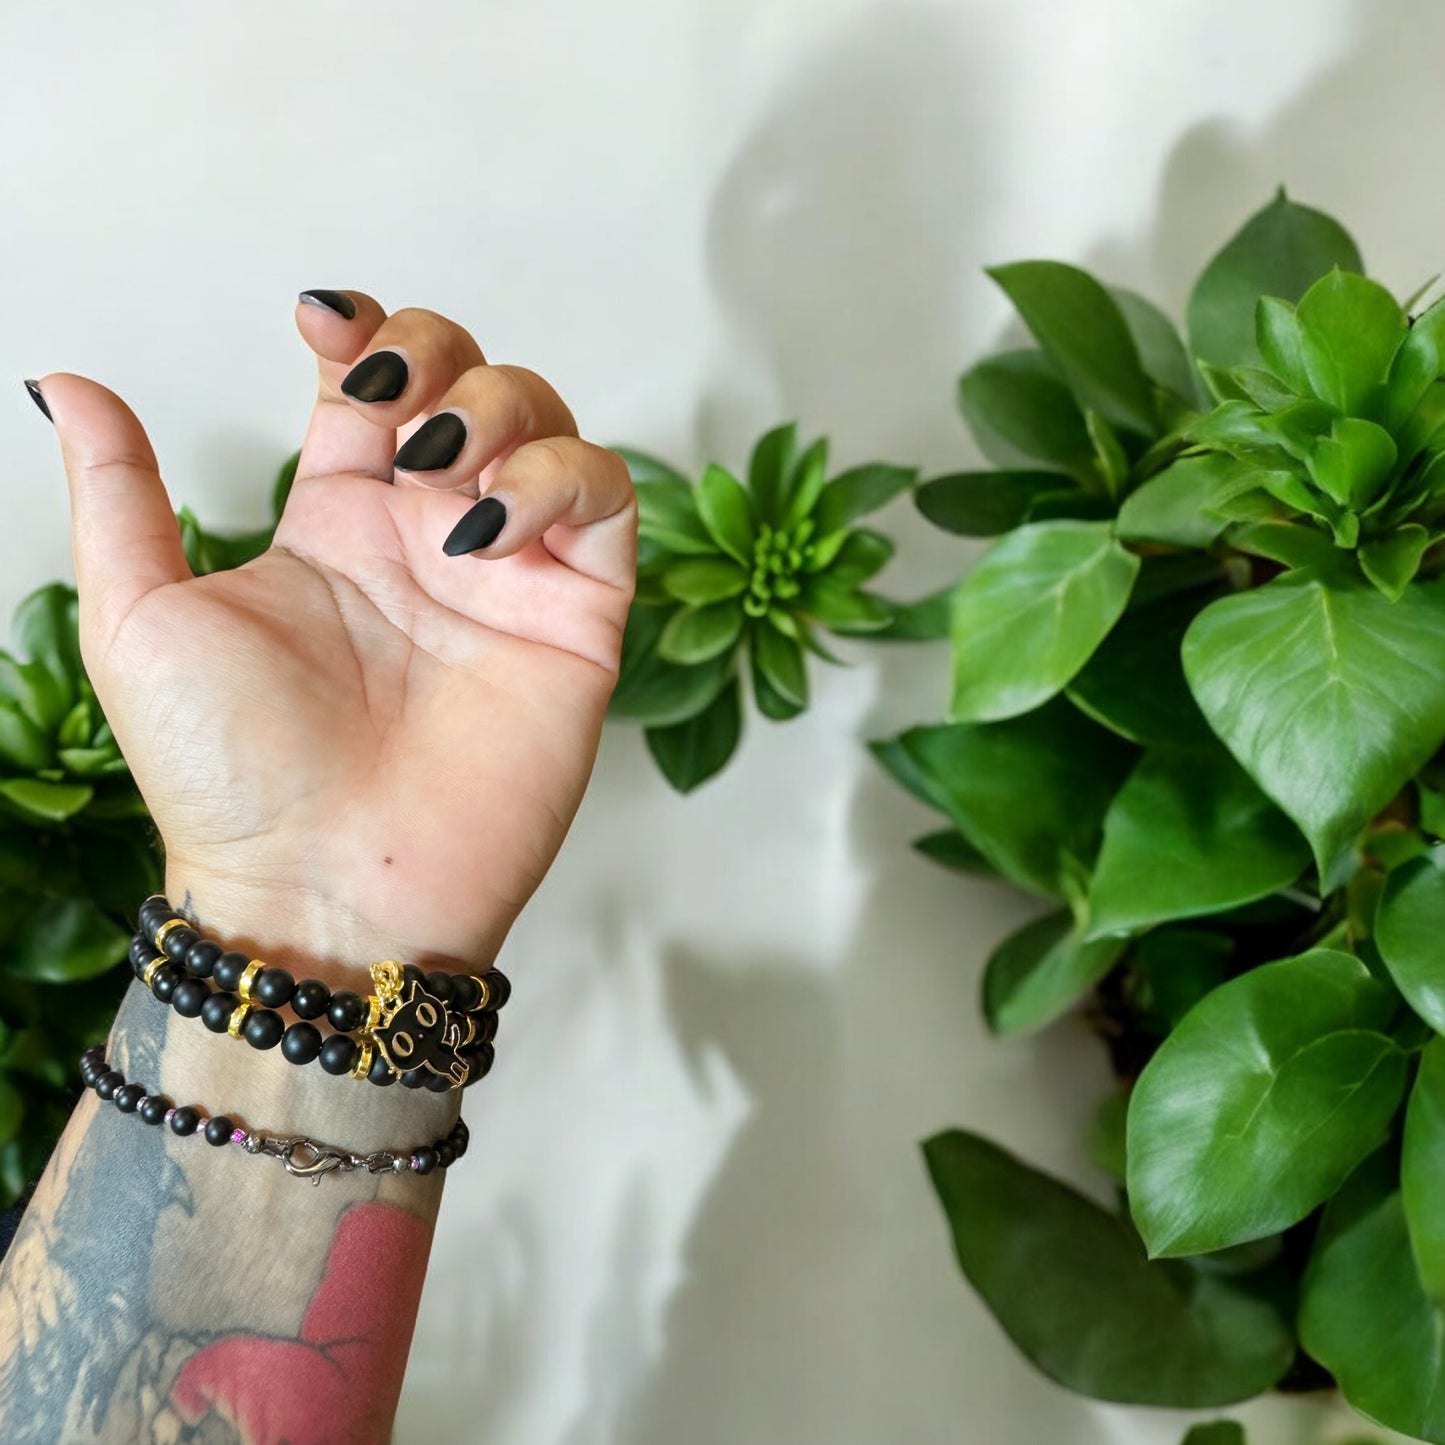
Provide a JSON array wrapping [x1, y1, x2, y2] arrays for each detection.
[[0, 873, 463, 1445]]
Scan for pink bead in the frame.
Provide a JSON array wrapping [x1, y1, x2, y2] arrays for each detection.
[[164, 1108, 175, 1122], [410, 1155, 422, 1171], [230, 1128, 246, 1145]]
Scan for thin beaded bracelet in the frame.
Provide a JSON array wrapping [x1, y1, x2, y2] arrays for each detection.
[[78, 1044, 468, 1183], [134, 893, 506, 1090]]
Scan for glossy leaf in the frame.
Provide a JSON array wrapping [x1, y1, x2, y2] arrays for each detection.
[[613, 447, 691, 486], [982, 908, 1127, 1036], [1182, 572, 1445, 876], [1305, 417, 1397, 510], [0, 778, 93, 825], [657, 599, 744, 665], [910, 827, 994, 874], [1127, 949, 1407, 1257], [1387, 293, 1445, 431], [812, 463, 916, 536], [1376, 849, 1445, 1033], [1180, 1426, 1245, 1445], [1255, 296, 1310, 394], [634, 477, 717, 556], [1187, 190, 1363, 370], [1295, 269, 1406, 416], [915, 470, 1073, 537], [659, 557, 749, 606], [804, 585, 892, 634], [696, 465, 756, 564], [608, 605, 735, 727], [1403, 1037, 1445, 1303], [950, 521, 1140, 722], [821, 530, 893, 587], [988, 262, 1157, 435], [866, 585, 954, 641], [924, 1130, 1293, 1405], [0, 699, 52, 772], [1114, 454, 1245, 548], [6, 896, 130, 982], [958, 349, 1096, 476], [1111, 285, 1201, 406], [752, 624, 807, 708], [1359, 524, 1429, 601], [644, 677, 742, 793], [780, 438, 829, 531], [1087, 747, 1310, 939], [747, 422, 798, 524]]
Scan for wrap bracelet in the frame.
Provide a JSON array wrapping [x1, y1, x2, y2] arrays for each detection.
[[78, 1044, 468, 1184]]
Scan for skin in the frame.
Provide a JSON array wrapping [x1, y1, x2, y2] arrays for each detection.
[[0, 292, 637, 1442]]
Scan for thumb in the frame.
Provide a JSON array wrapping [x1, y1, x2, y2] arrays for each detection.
[[26, 373, 192, 649]]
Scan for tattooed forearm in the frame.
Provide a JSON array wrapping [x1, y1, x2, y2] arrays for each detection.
[[0, 934, 455, 1445]]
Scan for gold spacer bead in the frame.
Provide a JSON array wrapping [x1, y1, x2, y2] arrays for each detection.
[[237, 960, 263, 1004], [461, 1014, 477, 1047], [349, 1040, 374, 1081], [363, 994, 381, 1035], [142, 954, 165, 987], [227, 1003, 250, 1040], [472, 974, 491, 1011], [153, 918, 190, 954]]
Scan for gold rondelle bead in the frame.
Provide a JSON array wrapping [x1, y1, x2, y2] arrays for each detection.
[[472, 974, 491, 1011], [237, 960, 263, 1003], [142, 955, 164, 987], [227, 1003, 250, 1040], [350, 1040, 374, 1081], [364, 994, 381, 1034], [153, 918, 190, 954]]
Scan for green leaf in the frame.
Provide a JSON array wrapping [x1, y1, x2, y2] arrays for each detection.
[[819, 529, 893, 587], [752, 624, 807, 708], [695, 465, 756, 564], [746, 422, 797, 524], [656, 600, 745, 666], [1180, 1425, 1245, 1445], [1132, 927, 1236, 1029], [749, 644, 805, 721], [803, 584, 892, 634], [1110, 286, 1202, 406], [1182, 573, 1445, 876], [1085, 410, 1130, 496], [1228, 521, 1338, 570], [613, 446, 691, 485], [1114, 454, 1247, 548], [780, 438, 829, 531], [1187, 190, 1364, 370], [1127, 949, 1407, 1257], [1387, 294, 1445, 431], [607, 604, 735, 727], [866, 584, 955, 641], [982, 908, 1127, 1036], [988, 261, 1157, 435], [924, 1129, 1294, 1405], [6, 896, 130, 982], [0, 778, 94, 824], [643, 677, 742, 793], [1085, 1089, 1129, 1181], [1403, 1037, 1445, 1303], [1295, 269, 1406, 416], [812, 463, 916, 536], [1305, 417, 1397, 510], [634, 478, 718, 556], [1087, 747, 1310, 939], [1255, 296, 1311, 393], [950, 521, 1140, 722], [910, 827, 995, 874], [1359, 524, 1430, 601], [0, 655, 67, 733], [958, 349, 1096, 476], [872, 700, 1134, 897], [12, 584, 81, 720], [1375, 849, 1445, 1033], [915, 470, 1072, 537], [1299, 1152, 1445, 1443], [659, 557, 749, 606], [0, 699, 52, 772]]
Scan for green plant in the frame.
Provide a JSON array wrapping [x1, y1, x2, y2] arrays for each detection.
[[606, 429, 916, 790], [872, 191, 1445, 1441], [0, 454, 296, 1206]]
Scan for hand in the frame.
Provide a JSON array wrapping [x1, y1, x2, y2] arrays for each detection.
[[31, 292, 637, 978]]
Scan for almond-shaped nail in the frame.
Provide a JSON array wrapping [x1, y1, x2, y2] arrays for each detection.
[[298, 289, 358, 320], [443, 497, 507, 555], [341, 350, 408, 403], [23, 379, 51, 422], [395, 413, 467, 472]]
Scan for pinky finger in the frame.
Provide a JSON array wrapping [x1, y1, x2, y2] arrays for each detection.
[[442, 437, 637, 593]]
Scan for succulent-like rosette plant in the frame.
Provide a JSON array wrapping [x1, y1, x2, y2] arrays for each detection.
[[607, 426, 915, 790]]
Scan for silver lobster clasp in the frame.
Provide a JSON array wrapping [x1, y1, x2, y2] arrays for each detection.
[[281, 1138, 351, 1184]]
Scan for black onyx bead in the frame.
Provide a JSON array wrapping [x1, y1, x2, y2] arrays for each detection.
[[292, 978, 332, 1020], [424, 970, 454, 1005], [368, 1050, 397, 1086], [128, 933, 152, 971], [150, 961, 185, 1003], [402, 964, 427, 993], [424, 1071, 455, 1093], [470, 1012, 498, 1047], [281, 1021, 323, 1066], [483, 970, 511, 1010], [79, 1059, 101, 1087], [185, 939, 223, 978], [436, 1138, 457, 1168], [172, 978, 209, 1018], [453, 1119, 469, 1157], [412, 1146, 438, 1175], [113, 1082, 144, 1113], [254, 967, 295, 1010], [204, 1115, 234, 1147], [170, 1106, 200, 1136], [201, 991, 239, 1033], [461, 1043, 494, 1085], [81, 1043, 104, 1065], [242, 1009, 284, 1050], [139, 1095, 170, 1126], [448, 974, 481, 1013], [140, 901, 176, 933], [327, 990, 367, 1033], [132, 944, 160, 981], [399, 1068, 429, 1089], [318, 1035, 360, 1076], [212, 951, 250, 991], [162, 926, 200, 962], [95, 1070, 124, 1100]]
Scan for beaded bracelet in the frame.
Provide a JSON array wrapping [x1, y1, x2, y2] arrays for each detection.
[[79, 1045, 468, 1184], [133, 894, 506, 1090]]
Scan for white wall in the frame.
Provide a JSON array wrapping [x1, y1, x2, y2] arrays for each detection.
[[0, 2, 1427, 1441]]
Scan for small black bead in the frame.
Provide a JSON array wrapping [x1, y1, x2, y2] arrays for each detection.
[[254, 966, 295, 1010], [448, 974, 481, 1012], [242, 1009, 284, 1050], [399, 1068, 429, 1089], [424, 970, 455, 1005], [453, 1119, 469, 1158], [163, 926, 200, 962], [212, 951, 250, 991], [185, 939, 223, 978], [172, 978, 209, 1018], [132, 944, 161, 981], [292, 978, 332, 1020], [201, 991, 239, 1033], [435, 1138, 457, 1168], [412, 1146, 438, 1175], [318, 1035, 360, 1076], [424, 1070, 455, 1093], [79, 1060, 101, 1087], [402, 964, 427, 993], [113, 1083, 144, 1113], [140, 902, 176, 935], [95, 1070, 124, 1100], [129, 933, 152, 971], [461, 1043, 494, 1085], [483, 970, 511, 1010], [170, 1106, 200, 1136], [139, 1095, 170, 1126], [281, 1021, 323, 1065], [470, 1012, 498, 1046], [150, 961, 185, 1003], [204, 1115, 234, 1147], [81, 1042, 105, 1065], [368, 1050, 398, 1086], [327, 990, 367, 1033]]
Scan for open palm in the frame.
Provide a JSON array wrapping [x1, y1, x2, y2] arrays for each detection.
[[33, 292, 637, 974]]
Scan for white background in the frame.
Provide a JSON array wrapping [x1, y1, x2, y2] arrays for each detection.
[[0, 2, 1429, 1441]]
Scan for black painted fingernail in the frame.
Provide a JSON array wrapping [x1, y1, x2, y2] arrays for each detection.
[[341, 350, 408, 403], [23, 379, 51, 422], [443, 497, 507, 555], [395, 413, 467, 472], [298, 289, 358, 320]]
